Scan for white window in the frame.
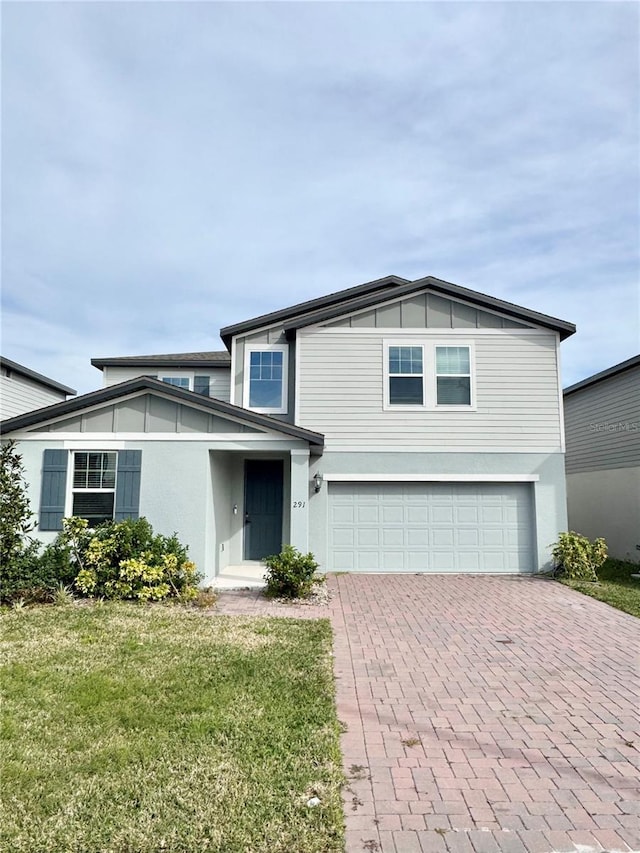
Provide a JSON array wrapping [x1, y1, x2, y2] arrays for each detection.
[[386, 345, 424, 406], [436, 346, 472, 405], [161, 375, 191, 389], [383, 340, 474, 409], [243, 345, 288, 413], [70, 451, 117, 527]]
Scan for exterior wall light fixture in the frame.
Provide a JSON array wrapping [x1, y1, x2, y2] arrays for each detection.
[[313, 472, 323, 492]]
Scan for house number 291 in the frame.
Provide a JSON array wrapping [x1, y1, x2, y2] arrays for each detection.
[[292, 501, 306, 508]]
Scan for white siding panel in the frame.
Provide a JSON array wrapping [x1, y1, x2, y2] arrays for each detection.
[[297, 330, 562, 449], [1, 375, 68, 419]]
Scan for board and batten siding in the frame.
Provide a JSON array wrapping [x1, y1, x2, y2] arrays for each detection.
[[1, 374, 69, 420], [296, 329, 563, 449], [102, 366, 231, 403], [564, 365, 640, 473]]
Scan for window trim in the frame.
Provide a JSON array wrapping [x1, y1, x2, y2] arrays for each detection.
[[383, 341, 426, 410], [243, 344, 289, 414], [383, 339, 476, 411], [65, 450, 118, 524], [159, 373, 193, 390]]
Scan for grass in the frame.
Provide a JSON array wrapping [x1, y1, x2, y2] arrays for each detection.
[[0, 602, 345, 853], [559, 557, 640, 618]]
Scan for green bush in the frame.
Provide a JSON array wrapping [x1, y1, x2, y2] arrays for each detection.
[[264, 545, 320, 598], [551, 531, 608, 581], [0, 440, 35, 572], [0, 539, 78, 605], [66, 516, 201, 602]]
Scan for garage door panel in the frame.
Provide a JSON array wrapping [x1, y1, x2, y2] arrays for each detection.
[[381, 529, 404, 547], [432, 507, 455, 523], [333, 529, 355, 547], [356, 506, 378, 524], [407, 506, 429, 523], [381, 506, 404, 524], [356, 528, 379, 547], [456, 506, 479, 524], [458, 529, 480, 546], [407, 528, 429, 547], [329, 482, 534, 573]]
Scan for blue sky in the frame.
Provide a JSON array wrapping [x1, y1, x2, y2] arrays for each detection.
[[2, 1, 638, 395]]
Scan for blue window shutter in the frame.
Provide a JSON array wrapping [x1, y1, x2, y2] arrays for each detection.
[[39, 450, 68, 531], [115, 450, 142, 520], [194, 375, 210, 396]]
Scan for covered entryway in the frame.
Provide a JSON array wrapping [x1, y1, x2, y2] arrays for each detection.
[[328, 481, 534, 572]]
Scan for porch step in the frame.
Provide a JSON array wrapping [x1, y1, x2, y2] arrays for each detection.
[[212, 563, 267, 590]]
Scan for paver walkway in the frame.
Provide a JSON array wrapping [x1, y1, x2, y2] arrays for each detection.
[[216, 575, 640, 853]]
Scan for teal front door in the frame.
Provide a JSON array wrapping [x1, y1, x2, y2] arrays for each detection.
[[244, 460, 284, 560]]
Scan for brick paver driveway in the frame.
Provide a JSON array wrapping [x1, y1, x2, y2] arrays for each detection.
[[217, 574, 640, 853]]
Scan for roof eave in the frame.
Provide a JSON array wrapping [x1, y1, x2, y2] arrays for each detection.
[[0, 356, 77, 396], [563, 353, 640, 396], [220, 274, 410, 346], [280, 275, 576, 340], [0, 377, 324, 450]]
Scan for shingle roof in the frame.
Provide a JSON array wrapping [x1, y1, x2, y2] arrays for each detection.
[[0, 376, 324, 453], [91, 351, 231, 369], [220, 274, 576, 344]]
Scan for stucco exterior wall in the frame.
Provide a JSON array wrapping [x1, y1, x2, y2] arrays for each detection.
[[307, 451, 567, 573], [566, 467, 640, 561]]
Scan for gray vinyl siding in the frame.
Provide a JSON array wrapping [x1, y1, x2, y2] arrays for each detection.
[[297, 329, 563, 449], [324, 292, 529, 331], [102, 366, 231, 402], [564, 365, 640, 473], [32, 396, 261, 434], [1, 374, 68, 419], [233, 329, 295, 422]]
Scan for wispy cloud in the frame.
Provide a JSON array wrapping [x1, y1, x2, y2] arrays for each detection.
[[2, 1, 638, 392]]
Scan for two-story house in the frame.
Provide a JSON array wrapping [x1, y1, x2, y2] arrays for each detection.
[[0, 275, 575, 583]]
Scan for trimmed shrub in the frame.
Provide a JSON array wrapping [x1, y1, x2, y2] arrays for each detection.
[[551, 531, 608, 581], [65, 517, 201, 602], [264, 545, 320, 598]]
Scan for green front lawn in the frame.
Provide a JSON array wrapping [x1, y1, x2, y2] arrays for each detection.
[[0, 603, 345, 853], [559, 557, 640, 618]]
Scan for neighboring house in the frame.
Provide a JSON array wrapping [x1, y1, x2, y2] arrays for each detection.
[[0, 274, 576, 583], [563, 355, 640, 561], [0, 356, 76, 420]]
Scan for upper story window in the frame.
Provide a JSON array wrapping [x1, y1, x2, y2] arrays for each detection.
[[388, 346, 424, 406], [71, 451, 117, 527], [157, 375, 210, 395], [244, 345, 288, 414], [384, 340, 474, 409], [161, 376, 191, 389], [436, 346, 471, 405]]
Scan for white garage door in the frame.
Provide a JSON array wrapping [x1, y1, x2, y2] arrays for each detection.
[[328, 482, 534, 573]]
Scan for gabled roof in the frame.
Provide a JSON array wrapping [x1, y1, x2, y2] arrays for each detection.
[[0, 376, 324, 452], [220, 274, 410, 347], [563, 354, 640, 397], [0, 356, 76, 396], [92, 351, 231, 370], [220, 274, 576, 344]]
